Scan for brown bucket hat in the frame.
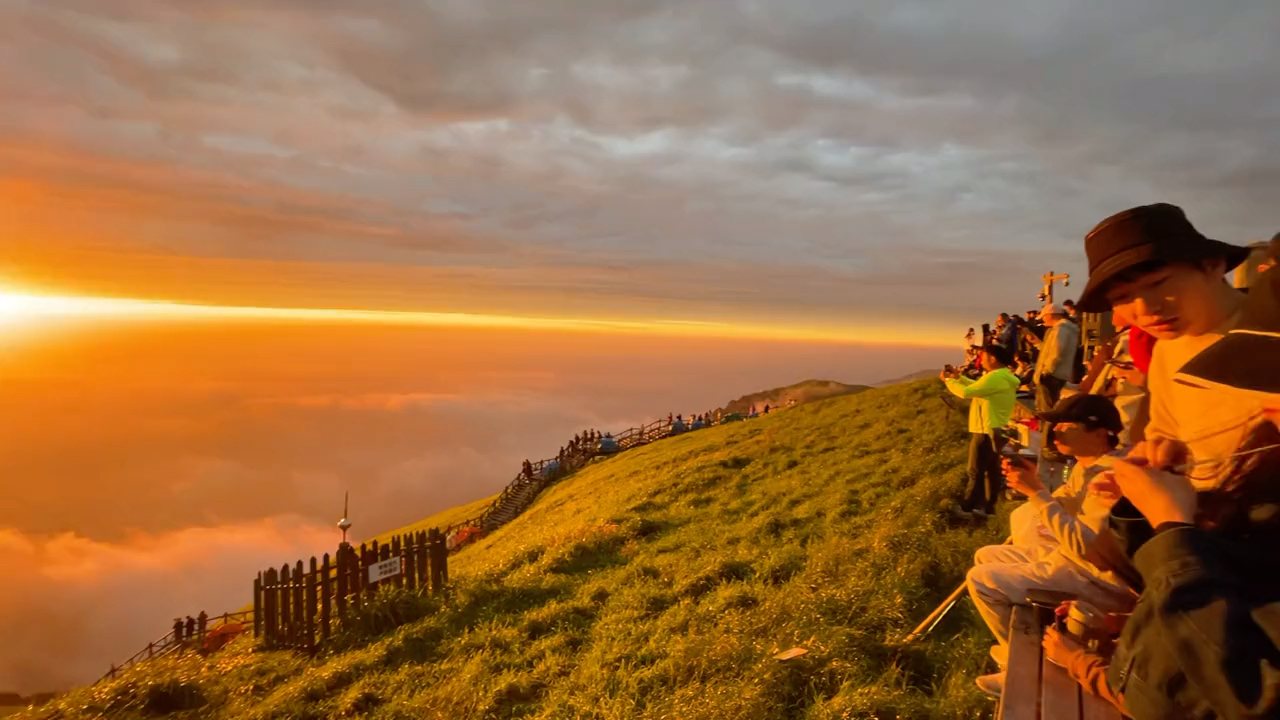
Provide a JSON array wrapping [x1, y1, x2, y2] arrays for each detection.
[[1076, 203, 1251, 312]]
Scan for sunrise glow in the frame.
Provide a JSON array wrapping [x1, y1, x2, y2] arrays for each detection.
[[0, 289, 956, 347]]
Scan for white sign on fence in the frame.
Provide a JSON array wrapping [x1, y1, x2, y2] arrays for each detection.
[[368, 557, 402, 583]]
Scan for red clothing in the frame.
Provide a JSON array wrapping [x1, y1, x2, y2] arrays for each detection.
[[1128, 326, 1157, 375]]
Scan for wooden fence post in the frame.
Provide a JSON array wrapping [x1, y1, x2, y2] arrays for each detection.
[[320, 553, 332, 644], [390, 536, 403, 590], [264, 567, 278, 648], [428, 528, 445, 591], [253, 572, 262, 639], [404, 534, 417, 592], [362, 542, 375, 606], [279, 563, 292, 646], [306, 557, 318, 654], [335, 547, 348, 620], [378, 542, 391, 597], [419, 531, 431, 585], [293, 560, 305, 648]]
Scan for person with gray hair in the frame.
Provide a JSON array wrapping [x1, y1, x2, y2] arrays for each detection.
[[1032, 302, 1081, 412]]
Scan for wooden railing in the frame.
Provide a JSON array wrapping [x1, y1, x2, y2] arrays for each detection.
[[98, 610, 254, 684], [257, 528, 448, 652], [441, 416, 698, 551]]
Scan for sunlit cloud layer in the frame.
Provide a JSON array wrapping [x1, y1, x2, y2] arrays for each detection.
[[3, 0, 1277, 331]]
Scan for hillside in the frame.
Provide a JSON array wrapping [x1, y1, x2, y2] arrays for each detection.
[[30, 379, 1005, 720], [720, 379, 869, 415], [872, 369, 938, 387], [369, 493, 497, 544]]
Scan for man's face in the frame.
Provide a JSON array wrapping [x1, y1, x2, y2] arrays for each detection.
[[980, 351, 997, 371], [1104, 262, 1227, 340], [1052, 422, 1105, 456]]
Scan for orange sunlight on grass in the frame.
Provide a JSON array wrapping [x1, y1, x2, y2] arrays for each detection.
[[0, 288, 953, 347]]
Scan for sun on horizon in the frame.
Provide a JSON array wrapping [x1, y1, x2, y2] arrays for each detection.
[[0, 287, 957, 348]]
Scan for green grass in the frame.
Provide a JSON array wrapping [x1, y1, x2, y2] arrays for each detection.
[[29, 379, 1006, 720]]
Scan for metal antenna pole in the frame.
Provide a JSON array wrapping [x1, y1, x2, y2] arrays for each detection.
[[337, 491, 352, 548]]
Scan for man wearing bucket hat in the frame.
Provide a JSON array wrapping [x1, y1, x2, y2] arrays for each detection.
[[1045, 266, 1280, 719], [1075, 203, 1259, 490]]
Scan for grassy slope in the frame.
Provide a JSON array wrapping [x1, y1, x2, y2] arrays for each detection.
[[722, 379, 869, 415], [33, 380, 1005, 720], [368, 493, 498, 544]]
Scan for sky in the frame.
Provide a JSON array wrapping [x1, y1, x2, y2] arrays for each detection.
[[2, 0, 1279, 696]]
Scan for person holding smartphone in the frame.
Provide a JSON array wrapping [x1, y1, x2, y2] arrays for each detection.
[[941, 343, 1021, 520], [965, 393, 1138, 697]]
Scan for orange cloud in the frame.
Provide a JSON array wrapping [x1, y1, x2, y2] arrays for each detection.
[[0, 518, 335, 695]]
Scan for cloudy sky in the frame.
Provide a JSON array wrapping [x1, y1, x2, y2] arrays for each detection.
[[3, 0, 1280, 695], [5, 0, 1277, 342]]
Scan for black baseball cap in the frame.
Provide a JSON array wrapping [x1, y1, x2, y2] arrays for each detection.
[[1039, 393, 1124, 433], [980, 343, 1014, 367]]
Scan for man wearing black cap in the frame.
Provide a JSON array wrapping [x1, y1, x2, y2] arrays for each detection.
[[1075, 203, 1260, 490], [965, 393, 1136, 697], [942, 343, 1022, 520]]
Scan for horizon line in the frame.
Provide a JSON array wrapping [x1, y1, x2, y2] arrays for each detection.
[[0, 288, 956, 348]]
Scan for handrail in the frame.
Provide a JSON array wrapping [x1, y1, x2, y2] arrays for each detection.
[[442, 412, 748, 549], [99, 610, 256, 684]]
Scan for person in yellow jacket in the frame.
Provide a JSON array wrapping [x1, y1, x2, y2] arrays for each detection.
[[942, 343, 1022, 518]]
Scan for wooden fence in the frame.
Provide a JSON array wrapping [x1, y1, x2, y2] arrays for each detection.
[[441, 416, 695, 549], [256, 528, 448, 651]]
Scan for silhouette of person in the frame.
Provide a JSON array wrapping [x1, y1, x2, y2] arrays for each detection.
[[173, 618, 184, 642], [185, 616, 196, 640]]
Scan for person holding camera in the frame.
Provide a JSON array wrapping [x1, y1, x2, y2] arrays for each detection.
[[965, 393, 1138, 697], [941, 343, 1021, 520]]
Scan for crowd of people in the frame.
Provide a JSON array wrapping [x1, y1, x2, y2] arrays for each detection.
[[940, 205, 1280, 718]]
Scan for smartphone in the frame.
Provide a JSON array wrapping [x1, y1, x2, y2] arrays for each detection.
[[1000, 447, 1036, 468]]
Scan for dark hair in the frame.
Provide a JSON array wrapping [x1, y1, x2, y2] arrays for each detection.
[[981, 343, 1014, 367], [1063, 299, 1075, 307]]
